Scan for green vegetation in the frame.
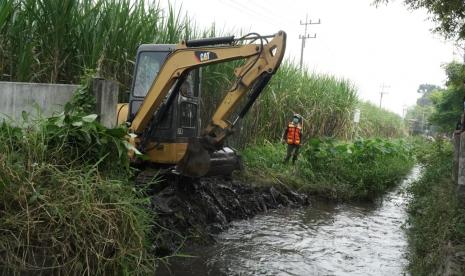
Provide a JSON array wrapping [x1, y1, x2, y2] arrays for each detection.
[[241, 138, 414, 201], [400, 58, 465, 276], [0, 0, 405, 146], [407, 139, 465, 275], [210, 62, 407, 148], [0, 111, 155, 274], [0, 1, 417, 273], [405, 104, 435, 135], [357, 101, 407, 138], [429, 62, 465, 132], [399, 64, 465, 136], [235, 63, 359, 145], [0, 0, 197, 86]]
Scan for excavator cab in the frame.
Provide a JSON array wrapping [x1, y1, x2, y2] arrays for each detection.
[[129, 45, 201, 132], [119, 44, 201, 164]]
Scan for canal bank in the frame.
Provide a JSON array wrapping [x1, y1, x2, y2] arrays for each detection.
[[408, 140, 465, 275], [151, 176, 310, 257], [156, 166, 420, 275]]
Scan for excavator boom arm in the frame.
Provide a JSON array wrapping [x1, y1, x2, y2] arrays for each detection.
[[203, 32, 286, 149]]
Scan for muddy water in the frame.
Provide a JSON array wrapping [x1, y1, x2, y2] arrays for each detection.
[[159, 167, 420, 276]]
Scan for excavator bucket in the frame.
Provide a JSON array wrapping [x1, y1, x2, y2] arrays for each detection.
[[176, 138, 242, 178], [206, 147, 243, 177], [176, 138, 211, 177]]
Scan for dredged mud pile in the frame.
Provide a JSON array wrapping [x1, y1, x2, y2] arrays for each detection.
[[148, 176, 309, 256]]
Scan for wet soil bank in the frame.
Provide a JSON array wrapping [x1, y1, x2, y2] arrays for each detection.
[[148, 176, 310, 256], [157, 167, 421, 276]]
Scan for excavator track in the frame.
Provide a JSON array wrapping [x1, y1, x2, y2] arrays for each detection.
[[135, 147, 242, 188], [135, 169, 165, 187]]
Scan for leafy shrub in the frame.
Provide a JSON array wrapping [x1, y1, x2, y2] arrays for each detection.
[[242, 138, 414, 200], [303, 138, 414, 199], [0, 113, 155, 274]]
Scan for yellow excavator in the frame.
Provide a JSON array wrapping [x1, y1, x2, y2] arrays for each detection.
[[116, 31, 286, 178]]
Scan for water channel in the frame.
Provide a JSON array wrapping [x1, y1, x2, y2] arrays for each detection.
[[159, 166, 420, 275]]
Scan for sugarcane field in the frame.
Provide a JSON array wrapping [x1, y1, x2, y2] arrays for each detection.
[[1, 0, 465, 275]]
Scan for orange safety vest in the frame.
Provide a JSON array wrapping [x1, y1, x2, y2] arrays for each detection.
[[287, 123, 302, 145]]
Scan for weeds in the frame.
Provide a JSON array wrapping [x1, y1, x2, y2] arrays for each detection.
[[241, 138, 414, 200], [0, 0, 195, 86], [406, 138, 465, 275], [0, 113, 155, 274]]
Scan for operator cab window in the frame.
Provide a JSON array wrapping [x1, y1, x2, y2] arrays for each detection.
[[180, 78, 194, 98], [179, 102, 197, 128], [133, 51, 168, 97]]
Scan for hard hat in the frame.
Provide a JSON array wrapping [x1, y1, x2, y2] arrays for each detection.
[[293, 113, 302, 121]]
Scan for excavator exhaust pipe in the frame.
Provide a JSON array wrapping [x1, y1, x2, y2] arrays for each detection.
[[176, 138, 242, 178]]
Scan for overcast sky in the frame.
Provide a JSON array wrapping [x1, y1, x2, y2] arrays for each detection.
[[160, 0, 459, 115]]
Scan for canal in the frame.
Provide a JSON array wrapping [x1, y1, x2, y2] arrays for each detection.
[[159, 166, 420, 275]]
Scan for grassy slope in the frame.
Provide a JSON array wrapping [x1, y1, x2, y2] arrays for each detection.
[[407, 139, 465, 275]]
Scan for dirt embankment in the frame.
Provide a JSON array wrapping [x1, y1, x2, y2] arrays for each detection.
[[147, 176, 309, 256]]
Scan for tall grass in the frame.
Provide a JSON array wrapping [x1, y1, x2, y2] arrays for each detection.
[[1, 0, 406, 144], [199, 61, 359, 146], [357, 101, 407, 138], [243, 63, 359, 143], [0, 0, 196, 86], [202, 62, 406, 147]]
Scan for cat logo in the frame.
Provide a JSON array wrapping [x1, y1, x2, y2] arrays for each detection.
[[200, 52, 210, 61], [194, 51, 218, 62]]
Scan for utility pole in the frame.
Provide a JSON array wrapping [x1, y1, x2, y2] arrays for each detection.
[[463, 45, 465, 63], [299, 14, 320, 71], [421, 110, 426, 134], [379, 83, 390, 108], [402, 105, 408, 118]]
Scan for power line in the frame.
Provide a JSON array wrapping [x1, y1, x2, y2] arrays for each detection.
[[222, 0, 283, 30], [245, 0, 294, 28], [299, 14, 320, 71]]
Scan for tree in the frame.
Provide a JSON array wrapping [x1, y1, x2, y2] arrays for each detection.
[[405, 84, 438, 134], [416, 83, 440, 106], [405, 104, 434, 134], [375, 0, 465, 41], [428, 62, 465, 131], [417, 83, 440, 94]]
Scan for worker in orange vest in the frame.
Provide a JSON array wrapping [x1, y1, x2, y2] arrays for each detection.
[[282, 114, 303, 164]]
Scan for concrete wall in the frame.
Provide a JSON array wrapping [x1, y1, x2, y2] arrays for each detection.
[[0, 80, 119, 128], [0, 82, 78, 121]]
